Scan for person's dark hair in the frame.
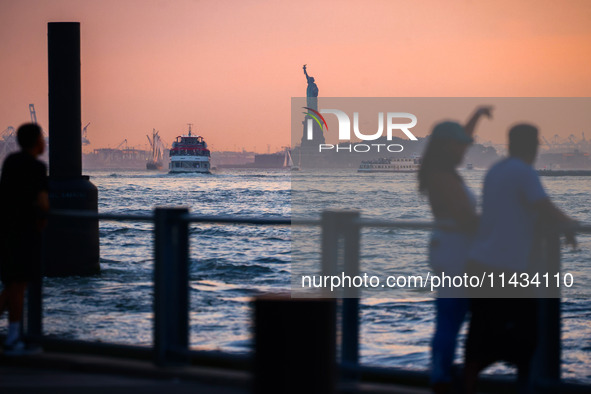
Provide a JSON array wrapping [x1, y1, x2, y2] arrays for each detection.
[[17, 123, 43, 150], [508, 123, 538, 158], [418, 136, 457, 194], [418, 121, 468, 194]]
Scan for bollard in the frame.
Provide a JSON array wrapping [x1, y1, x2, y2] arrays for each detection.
[[153, 207, 190, 366], [253, 295, 337, 394]]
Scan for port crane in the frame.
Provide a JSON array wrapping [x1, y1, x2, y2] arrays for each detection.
[[0, 126, 17, 157], [82, 122, 91, 145], [29, 104, 38, 124], [115, 139, 128, 150], [29, 103, 89, 144], [567, 134, 578, 146], [1, 126, 15, 139], [541, 136, 552, 150]]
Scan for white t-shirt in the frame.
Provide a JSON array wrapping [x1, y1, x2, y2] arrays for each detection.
[[429, 182, 477, 276], [469, 157, 547, 271]]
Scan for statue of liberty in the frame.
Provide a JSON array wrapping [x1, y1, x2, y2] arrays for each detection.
[[303, 64, 318, 111], [301, 65, 324, 147]]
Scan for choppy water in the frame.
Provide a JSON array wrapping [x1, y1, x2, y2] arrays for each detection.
[[6, 168, 589, 383]]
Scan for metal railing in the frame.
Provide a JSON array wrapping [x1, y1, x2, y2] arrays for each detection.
[[19, 208, 591, 392], [319, 211, 591, 393]]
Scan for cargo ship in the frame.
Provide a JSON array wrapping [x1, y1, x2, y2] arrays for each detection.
[[169, 124, 211, 173]]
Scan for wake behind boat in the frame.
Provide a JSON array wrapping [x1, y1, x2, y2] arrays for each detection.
[[169, 124, 211, 173]]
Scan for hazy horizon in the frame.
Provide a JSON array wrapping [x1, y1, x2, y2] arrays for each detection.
[[1, 0, 590, 153]]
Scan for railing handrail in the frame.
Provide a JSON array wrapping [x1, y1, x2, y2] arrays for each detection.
[[49, 209, 292, 225], [36, 208, 591, 389], [49, 209, 591, 233], [49, 209, 154, 222]]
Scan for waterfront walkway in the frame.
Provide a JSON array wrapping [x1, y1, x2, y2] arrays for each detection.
[[0, 351, 431, 394]]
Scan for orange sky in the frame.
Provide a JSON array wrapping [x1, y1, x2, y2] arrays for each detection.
[[1, 0, 590, 152]]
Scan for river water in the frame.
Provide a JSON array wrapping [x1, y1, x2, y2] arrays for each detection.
[[9, 168, 588, 383]]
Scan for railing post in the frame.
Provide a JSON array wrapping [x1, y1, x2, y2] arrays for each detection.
[[26, 236, 46, 342], [531, 228, 561, 392], [321, 210, 361, 381], [341, 211, 361, 381], [26, 277, 43, 341], [321, 211, 340, 280], [153, 207, 189, 366]]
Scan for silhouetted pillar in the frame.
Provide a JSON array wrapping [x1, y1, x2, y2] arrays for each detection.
[[154, 208, 190, 366], [44, 22, 100, 276]]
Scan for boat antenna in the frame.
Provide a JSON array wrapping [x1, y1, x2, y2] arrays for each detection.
[[187, 123, 193, 136]]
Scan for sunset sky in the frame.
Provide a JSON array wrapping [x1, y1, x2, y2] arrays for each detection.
[[1, 0, 590, 152]]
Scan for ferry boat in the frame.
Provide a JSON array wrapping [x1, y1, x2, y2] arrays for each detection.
[[169, 124, 211, 173], [537, 169, 591, 177], [358, 156, 421, 173]]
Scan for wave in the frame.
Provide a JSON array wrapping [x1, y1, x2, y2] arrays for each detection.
[[191, 258, 277, 277]]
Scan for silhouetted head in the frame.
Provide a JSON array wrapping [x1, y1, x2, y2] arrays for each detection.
[[17, 123, 44, 156], [430, 121, 472, 165], [508, 123, 538, 164], [418, 121, 472, 193], [432, 121, 473, 143], [309, 77, 315, 83]]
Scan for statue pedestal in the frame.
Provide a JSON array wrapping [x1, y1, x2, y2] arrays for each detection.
[[301, 115, 325, 148]]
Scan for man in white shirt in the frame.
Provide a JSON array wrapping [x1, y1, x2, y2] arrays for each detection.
[[463, 124, 576, 393]]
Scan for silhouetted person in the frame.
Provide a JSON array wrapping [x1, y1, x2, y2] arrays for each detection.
[[0, 123, 48, 355], [419, 106, 492, 394], [463, 124, 576, 394]]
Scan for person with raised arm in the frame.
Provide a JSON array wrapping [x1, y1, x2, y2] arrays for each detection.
[[418, 106, 492, 394]]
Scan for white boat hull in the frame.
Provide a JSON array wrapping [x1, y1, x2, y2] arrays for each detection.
[[169, 168, 210, 174], [358, 156, 421, 173], [357, 168, 417, 173], [169, 155, 211, 173]]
